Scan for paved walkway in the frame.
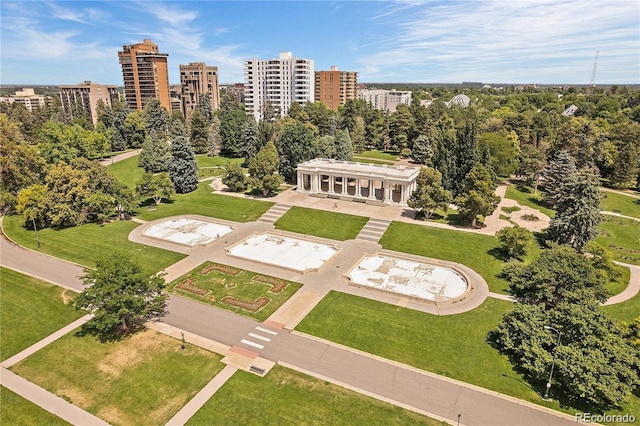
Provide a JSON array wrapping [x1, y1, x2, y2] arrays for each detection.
[[99, 149, 141, 167], [601, 210, 640, 222], [605, 262, 640, 305]]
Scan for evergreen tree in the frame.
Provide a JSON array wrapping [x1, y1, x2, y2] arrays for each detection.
[[221, 161, 247, 192], [198, 95, 214, 124], [168, 136, 198, 193], [454, 165, 500, 227], [169, 116, 187, 138], [452, 122, 479, 197], [248, 142, 282, 196], [143, 99, 170, 140], [139, 135, 171, 173], [188, 109, 210, 154], [407, 167, 452, 219], [208, 115, 222, 157], [542, 150, 577, 207], [334, 129, 353, 161], [351, 116, 366, 154], [411, 134, 433, 165], [315, 135, 336, 159], [239, 118, 260, 164], [219, 94, 249, 157], [547, 168, 602, 252]]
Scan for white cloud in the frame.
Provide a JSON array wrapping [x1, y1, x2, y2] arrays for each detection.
[[358, 0, 640, 82], [141, 2, 197, 26]]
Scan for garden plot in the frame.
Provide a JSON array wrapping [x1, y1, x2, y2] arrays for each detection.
[[347, 255, 468, 302], [143, 218, 234, 246], [228, 234, 338, 272]]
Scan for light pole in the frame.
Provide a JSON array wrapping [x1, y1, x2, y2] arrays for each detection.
[[543, 325, 562, 400], [31, 209, 40, 248]]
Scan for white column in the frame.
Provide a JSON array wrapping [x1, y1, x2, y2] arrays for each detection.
[[356, 179, 361, 197], [342, 176, 347, 194], [297, 172, 303, 192], [401, 184, 407, 203], [368, 180, 376, 199], [329, 175, 335, 193]]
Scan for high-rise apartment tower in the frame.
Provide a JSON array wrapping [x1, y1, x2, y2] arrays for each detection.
[[59, 81, 120, 125], [244, 52, 314, 121], [118, 39, 171, 112], [314, 66, 357, 110], [179, 62, 220, 121]]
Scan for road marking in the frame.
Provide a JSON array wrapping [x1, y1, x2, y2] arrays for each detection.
[[240, 339, 264, 349], [255, 326, 278, 335], [248, 333, 271, 342]]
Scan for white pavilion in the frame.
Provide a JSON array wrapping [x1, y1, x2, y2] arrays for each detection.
[[296, 158, 421, 206]]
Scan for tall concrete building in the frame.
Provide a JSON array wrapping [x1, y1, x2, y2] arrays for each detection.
[[314, 66, 357, 110], [244, 52, 314, 121], [59, 81, 120, 125], [118, 39, 171, 112], [179, 62, 220, 121], [357, 88, 412, 113]]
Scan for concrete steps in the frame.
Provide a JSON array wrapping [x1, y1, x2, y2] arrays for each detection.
[[257, 204, 292, 224], [356, 218, 391, 243]]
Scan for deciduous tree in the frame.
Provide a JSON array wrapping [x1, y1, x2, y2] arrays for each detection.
[[221, 161, 247, 192], [495, 225, 534, 260], [136, 172, 175, 206], [407, 167, 452, 219], [454, 165, 499, 227], [248, 142, 282, 196], [75, 254, 167, 340]]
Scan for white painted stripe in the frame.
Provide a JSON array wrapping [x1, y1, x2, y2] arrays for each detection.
[[240, 339, 264, 349], [255, 326, 278, 335], [248, 333, 271, 342]]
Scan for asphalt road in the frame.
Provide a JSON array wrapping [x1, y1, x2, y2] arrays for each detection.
[[1, 232, 576, 425]]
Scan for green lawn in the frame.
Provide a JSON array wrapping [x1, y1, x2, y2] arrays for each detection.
[[10, 330, 224, 426], [135, 183, 273, 223], [274, 206, 368, 241], [296, 291, 640, 421], [188, 365, 443, 426], [1, 386, 69, 426], [2, 215, 185, 271], [595, 216, 640, 265], [352, 157, 398, 165], [600, 191, 640, 219], [603, 291, 640, 324], [169, 262, 302, 321], [195, 154, 244, 168], [106, 155, 144, 189], [379, 221, 512, 293], [0, 268, 83, 362], [356, 150, 399, 162], [606, 266, 632, 298], [504, 185, 555, 218]]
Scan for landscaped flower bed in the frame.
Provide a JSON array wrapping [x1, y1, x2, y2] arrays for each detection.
[[252, 274, 288, 293], [176, 279, 210, 297], [200, 263, 241, 276], [221, 296, 271, 312]]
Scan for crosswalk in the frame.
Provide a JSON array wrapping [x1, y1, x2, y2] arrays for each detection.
[[238, 325, 278, 351]]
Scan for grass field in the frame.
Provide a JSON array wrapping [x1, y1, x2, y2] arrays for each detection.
[[0, 268, 83, 362], [10, 330, 224, 426], [274, 206, 368, 241], [600, 191, 640, 219], [1, 386, 69, 426], [106, 155, 144, 189], [356, 150, 399, 162], [2, 215, 185, 271], [504, 185, 555, 218], [606, 266, 632, 298], [296, 291, 640, 421], [187, 365, 443, 426], [379, 221, 514, 293], [135, 183, 273, 223], [352, 157, 398, 165], [595, 216, 640, 265], [169, 262, 302, 321], [603, 290, 640, 324], [195, 155, 244, 168]]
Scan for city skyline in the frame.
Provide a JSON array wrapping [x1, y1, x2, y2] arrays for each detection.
[[1, 0, 638, 86]]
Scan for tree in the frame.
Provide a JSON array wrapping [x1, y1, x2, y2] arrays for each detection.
[[351, 116, 366, 154], [478, 132, 520, 177], [168, 136, 198, 193], [490, 301, 638, 409], [609, 141, 638, 188], [542, 150, 577, 208], [139, 135, 171, 173], [517, 143, 546, 190], [451, 122, 479, 197], [501, 244, 609, 308], [547, 168, 601, 252], [188, 109, 210, 154], [143, 99, 169, 140], [136, 172, 175, 205], [275, 121, 318, 181], [123, 110, 146, 148], [333, 129, 353, 161], [248, 142, 282, 196], [407, 167, 452, 219], [454, 165, 500, 227], [239, 118, 261, 164], [496, 226, 534, 260], [75, 254, 167, 340], [411, 134, 433, 164], [219, 94, 249, 157], [208, 115, 222, 156], [37, 121, 109, 163], [221, 161, 247, 192]]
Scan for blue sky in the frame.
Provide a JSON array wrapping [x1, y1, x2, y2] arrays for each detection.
[[1, 1, 638, 85]]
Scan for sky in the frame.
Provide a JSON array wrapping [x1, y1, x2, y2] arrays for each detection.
[[1, 0, 639, 85]]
